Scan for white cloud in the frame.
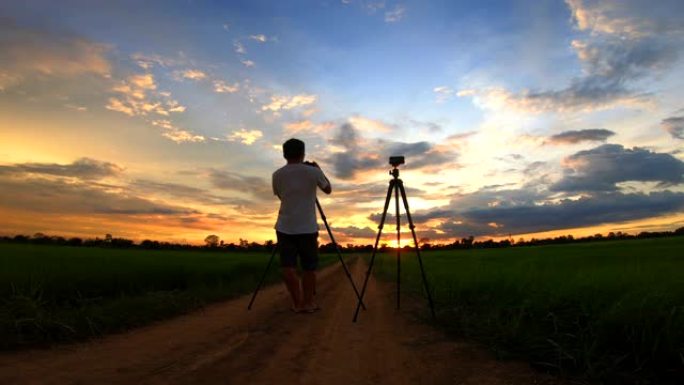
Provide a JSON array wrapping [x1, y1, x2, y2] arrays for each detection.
[[385, 5, 406, 23], [566, 0, 649, 39], [227, 129, 263, 145], [241, 59, 255, 68], [107, 73, 186, 118], [347, 116, 394, 133], [213, 80, 240, 93], [234, 41, 246, 54], [433, 86, 455, 103], [249, 34, 268, 42], [152, 120, 205, 143], [261, 94, 317, 112], [283, 120, 335, 135], [175, 69, 207, 81]]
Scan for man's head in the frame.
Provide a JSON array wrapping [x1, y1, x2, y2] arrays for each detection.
[[283, 138, 305, 162]]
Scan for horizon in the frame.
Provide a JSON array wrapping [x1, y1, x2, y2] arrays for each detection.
[[1, 0, 683, 245]]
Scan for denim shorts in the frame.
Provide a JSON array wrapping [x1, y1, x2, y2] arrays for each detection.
[[276, 231, 319, 271]]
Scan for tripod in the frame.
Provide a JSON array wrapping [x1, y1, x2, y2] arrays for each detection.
[[352, 166, 436, 322], [247, 199, 366, 310]]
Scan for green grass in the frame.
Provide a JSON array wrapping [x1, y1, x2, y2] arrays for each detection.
[[372, 237, 684, 384], [0, 243, 336, 350]]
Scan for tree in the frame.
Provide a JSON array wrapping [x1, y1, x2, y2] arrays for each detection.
[[204, 234, 220, 248]]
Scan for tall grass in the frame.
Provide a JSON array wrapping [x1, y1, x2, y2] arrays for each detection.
[[0, 244, 335, 349], [373, 237, 684, 384]]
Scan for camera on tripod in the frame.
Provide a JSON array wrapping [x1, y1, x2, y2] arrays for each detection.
[[389, 156, 405, 167]]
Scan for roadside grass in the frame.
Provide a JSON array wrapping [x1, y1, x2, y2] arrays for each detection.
[[372, 237, 684, 384], [0, 243, 337, 350]]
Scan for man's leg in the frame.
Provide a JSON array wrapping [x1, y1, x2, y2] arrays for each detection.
[[277, 231, 302, 310], [282, 267, 302, 309], [299, 232, 320, 311], [301, 270, 316, 309]]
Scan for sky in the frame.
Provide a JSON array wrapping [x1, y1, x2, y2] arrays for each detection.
[[1, 0, 683, 246]]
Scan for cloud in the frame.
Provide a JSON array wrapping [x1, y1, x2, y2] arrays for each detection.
[[327, 123, 456, 179], [446, 191, 684, 238], [106, 73, 186, 117], [384, 5, 406, 23], [547, 129, 615, 144], [0, 71, 22, 91], [0, 21, 111, 92], [175, 69, 207, 81], [0, 173, 196, 216], [283, 120, 335, 135], [208, 169, 272, 200], [213, 80, 239, 93], [261, 94, 317, 113], [151, 120, 205, 143], [130, 179, 253, 207], [551, 144, 684, 192], [661, 116, 684, 139], [241, 59, 255, 68], [375, 183, 684, 239], [433, 86, 455, 103], [566, 0, 684, 38], [459, 1, 684, 113], [234, 41, 246, 54], [347, 115, 395, 133], [227, 129, 263, 145], [0, 158, 123, 180], [330, 226, 377, 239], [249, 34, 268, 42]]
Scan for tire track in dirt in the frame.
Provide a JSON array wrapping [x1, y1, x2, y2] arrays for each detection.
[[0, 259, 565, 385]]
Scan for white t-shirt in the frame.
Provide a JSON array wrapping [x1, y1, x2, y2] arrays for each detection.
[[272, 163, 331, 234]]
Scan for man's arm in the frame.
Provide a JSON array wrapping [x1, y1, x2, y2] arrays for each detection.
[[309, 161, 332, 194], [272, 172, 281, 199]]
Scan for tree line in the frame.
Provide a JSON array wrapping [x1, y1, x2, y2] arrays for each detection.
[[1, 227, 682, 252]]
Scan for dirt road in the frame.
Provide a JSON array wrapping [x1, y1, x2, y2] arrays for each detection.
[[0, 261, 564, 385]]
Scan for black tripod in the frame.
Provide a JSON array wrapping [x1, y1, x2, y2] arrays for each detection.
[[352, 166, 436, 322], [247, 199, 366, 310]]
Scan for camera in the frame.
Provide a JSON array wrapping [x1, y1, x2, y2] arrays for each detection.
[[389, 156, 405, 167]]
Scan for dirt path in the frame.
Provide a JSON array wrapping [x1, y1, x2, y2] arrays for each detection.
[[0, 260, 564, 385]]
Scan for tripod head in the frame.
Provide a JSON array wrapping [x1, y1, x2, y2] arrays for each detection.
[[389, 156, 404, 179]]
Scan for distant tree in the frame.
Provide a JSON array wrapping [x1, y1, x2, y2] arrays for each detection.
[[204, 234, 220, 248], [239, 238, 249, 249], [67, 237, 83, 246], [105, 233, 113, 243]]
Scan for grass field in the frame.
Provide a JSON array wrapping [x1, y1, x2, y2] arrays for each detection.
[[373, 237, 684, 384], [0, 243, 336, 350]]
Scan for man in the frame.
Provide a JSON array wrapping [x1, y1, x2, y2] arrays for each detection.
[[272, 138, 332, 313]]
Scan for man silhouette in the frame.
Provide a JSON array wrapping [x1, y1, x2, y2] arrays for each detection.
[[272, 138, 331, 313]]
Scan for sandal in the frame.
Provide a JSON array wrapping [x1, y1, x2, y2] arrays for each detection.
[[301, 304, 321, 313]]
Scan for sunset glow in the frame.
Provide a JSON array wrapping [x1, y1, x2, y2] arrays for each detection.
[[1, 0, 683, 245]]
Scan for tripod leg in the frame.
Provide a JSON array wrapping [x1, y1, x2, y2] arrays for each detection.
[[316, 199, 366, 310], [395, 180, 401, 310], [353, 180, 395, 322], [398, 181, 437, 320], [247, 244, 278, 310]]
